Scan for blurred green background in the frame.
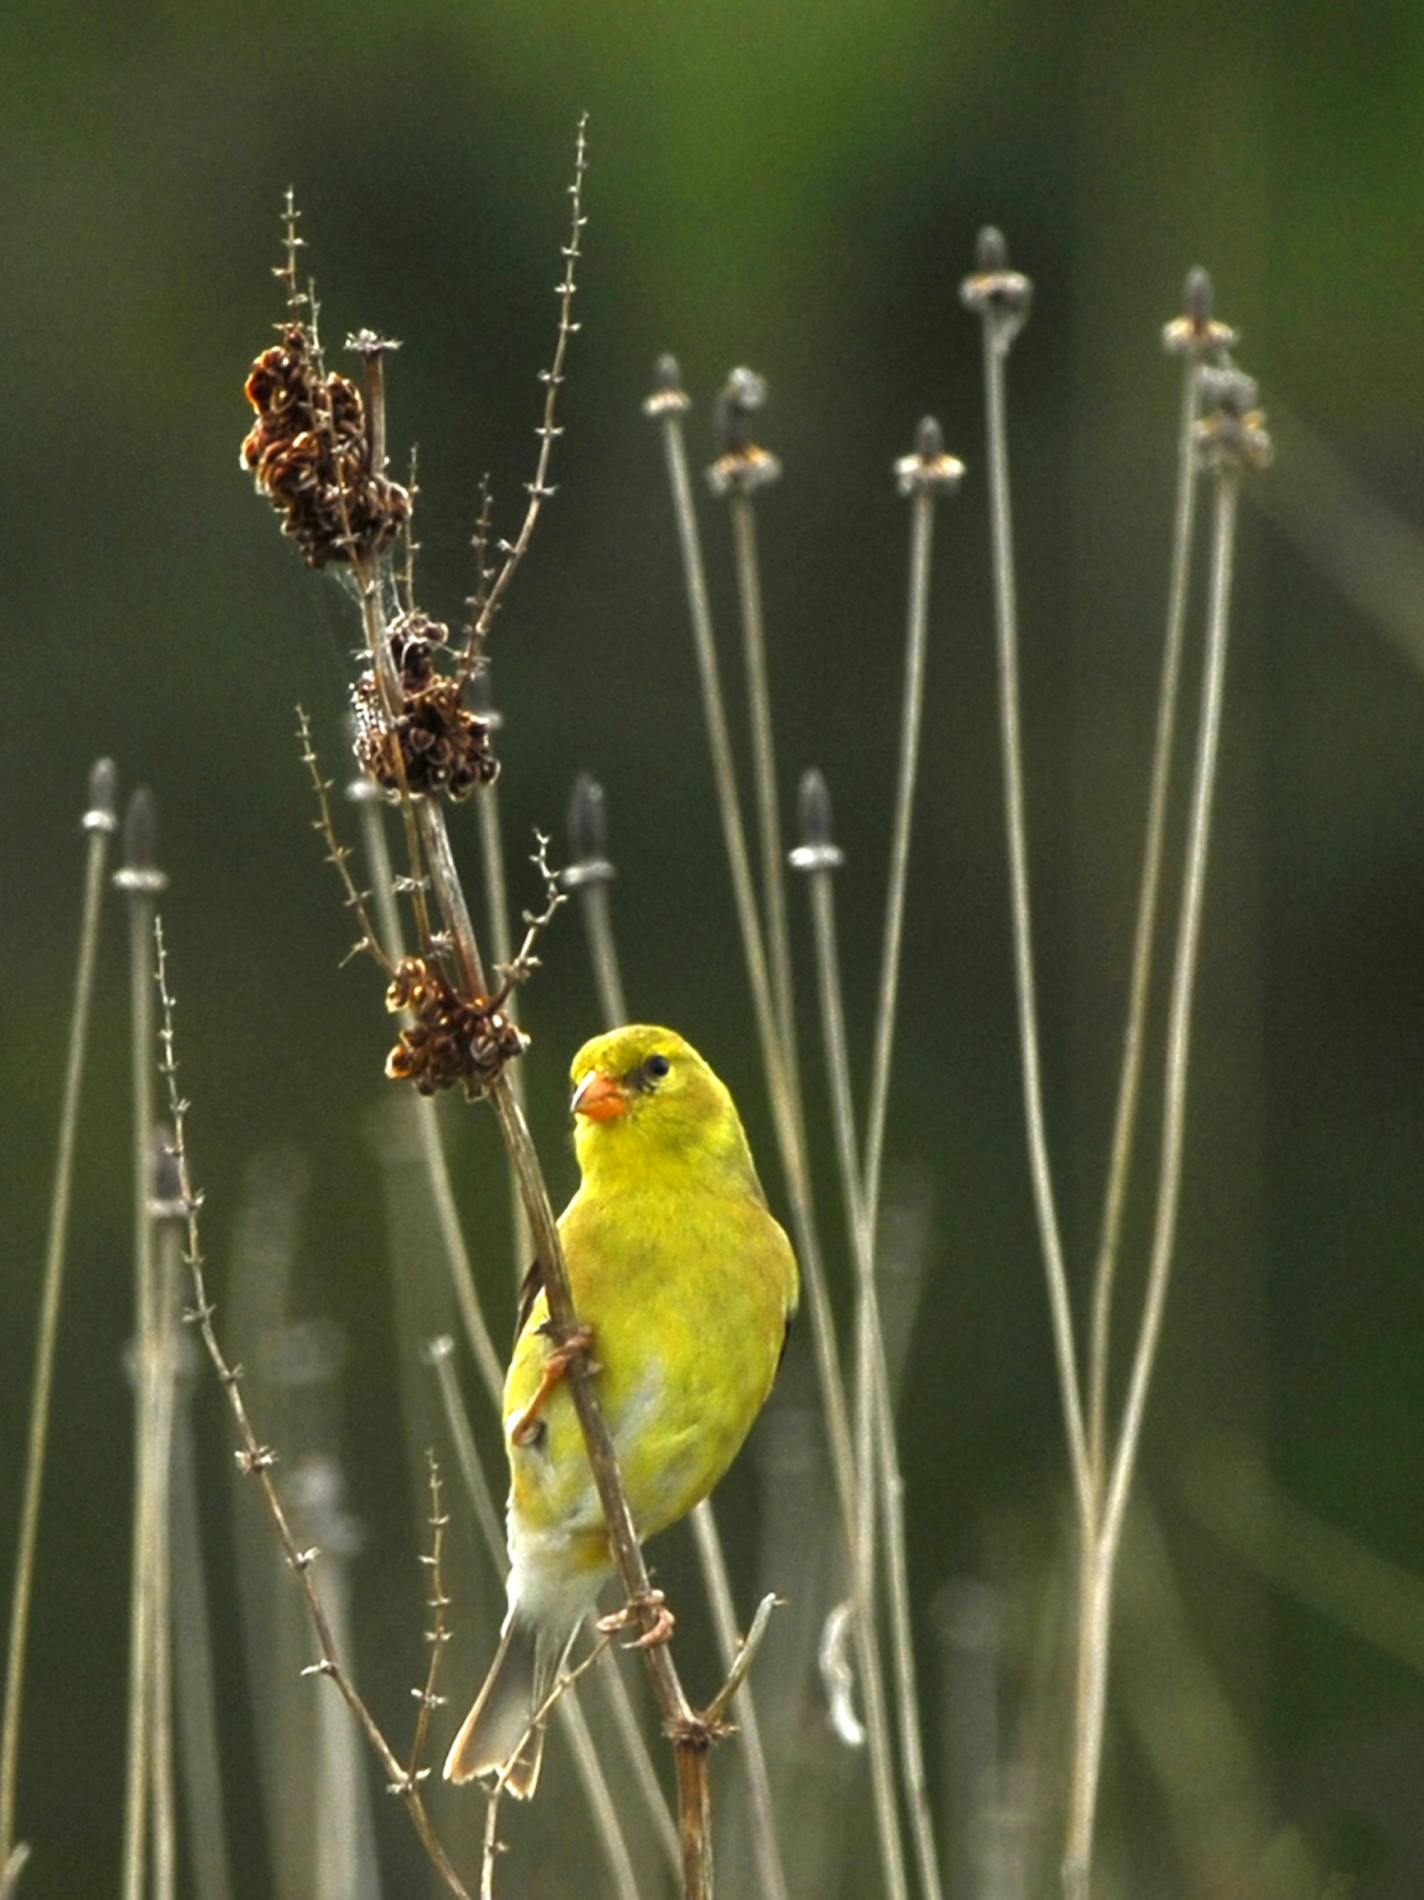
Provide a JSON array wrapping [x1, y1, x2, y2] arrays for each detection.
[[3, 0, 1423, 1894]]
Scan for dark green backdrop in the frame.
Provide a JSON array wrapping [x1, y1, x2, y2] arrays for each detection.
[[3, 0, 1422, 1893]]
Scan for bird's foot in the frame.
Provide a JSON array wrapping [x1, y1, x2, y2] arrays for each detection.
[[510, 1326, 597, 1447], [598, 1589, 676, 1650]]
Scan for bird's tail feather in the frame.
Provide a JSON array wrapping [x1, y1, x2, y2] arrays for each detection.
[[442, 1614, 578, 1799]]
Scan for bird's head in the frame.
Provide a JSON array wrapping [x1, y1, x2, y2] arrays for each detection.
[[568, 1024, 756, 1185]]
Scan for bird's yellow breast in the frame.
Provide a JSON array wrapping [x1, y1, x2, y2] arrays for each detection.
[[505, 1173, 796, 1562]]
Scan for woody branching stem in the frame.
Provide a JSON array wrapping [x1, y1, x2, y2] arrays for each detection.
[[0, 761, 117, 1880], [153, 921, 475, 1900]]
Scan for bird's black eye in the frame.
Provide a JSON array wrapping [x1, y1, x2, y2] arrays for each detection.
[[644, 1053, 671, 1082]]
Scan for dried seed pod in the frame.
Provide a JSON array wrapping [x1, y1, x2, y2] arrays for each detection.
[[352, 615, 500, 802], [384, 956, 526, 1098], [241, 324, 410, 569]]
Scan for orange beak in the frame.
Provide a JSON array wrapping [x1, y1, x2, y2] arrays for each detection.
[[571, 1070, 629, 1121]]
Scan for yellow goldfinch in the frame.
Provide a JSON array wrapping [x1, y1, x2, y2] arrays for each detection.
[[443, 1025, 798, 1796]]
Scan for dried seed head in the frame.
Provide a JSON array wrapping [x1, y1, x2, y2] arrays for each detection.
[[561, 772, 616, 889], [384, 955, 526, 1099], [352, 613, 499, 802], [707, 366, 782, 496], [1162, 266, 1239, 357], [1194, 365, 1273, 472], [84, 758, 119, 834], [643, 353, 691, 417], [241, 324, 410, 569], [114, 787, 169, 895], [894, 415, 966, 496], [789, 768, 844, 873], [960, 226, 1032, 348]]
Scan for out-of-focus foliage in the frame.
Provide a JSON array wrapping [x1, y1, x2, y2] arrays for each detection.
[[2, 0, 1422, 1893]]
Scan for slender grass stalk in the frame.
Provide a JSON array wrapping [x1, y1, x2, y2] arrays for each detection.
[[865, 421, 963, 1233], [793, 770, 945, 1900], [962, 231, 1090, 1515], [117, 789, 167, 1900], [0, 760, 117, 1876], [425, 1336, 672, 1890], [1085, 271, 1228, 1494], [1064, 452, 1248, 1897], [711, 369, 799, 1103], [564, 775, 627, 1026], [169, 1333, 236, 1900], [647, 362, 908, 1900], [566, 767, 791, 1900], [147, 1184, 184, 1900]]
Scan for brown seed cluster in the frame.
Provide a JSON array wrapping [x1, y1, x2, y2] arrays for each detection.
[[241, 325, 410, 569], [384, 955, 525, 1099], [352, 615, 500, 801]]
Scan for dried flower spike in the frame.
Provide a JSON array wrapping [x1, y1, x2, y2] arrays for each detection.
[[960, 225, 1033, 348], [241, 319, 410, 571], [707, 367, 782, 496], [1162, 267, 1239, 358], [642, 353, 691, 418], [894, 415, 966, 497], [384, 955, 526, 1099], [1194, 365, 1273, 472], [352, 614, 499, 802]]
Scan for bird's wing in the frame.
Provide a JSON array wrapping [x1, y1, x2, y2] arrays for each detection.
[[513, 1257, 543, 1347]]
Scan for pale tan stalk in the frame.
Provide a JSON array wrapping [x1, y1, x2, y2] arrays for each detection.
[[648, 371, 907, 1900], [118, 791, 165, 1900], [0, 761, 116, 1874], [795, 775, 944, 1900], [1064, 467, 1243, 1897], [1085, 337, 1206, 1493], [965, 239, 1090, 1514]]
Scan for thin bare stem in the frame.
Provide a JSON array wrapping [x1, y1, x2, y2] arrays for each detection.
[[1064, 469, 1243, 1898], [796, 785, 944, 1900], [464, 115, 588, 668], [1085, 353, 1204, 1494], [350, 778, 505, 1404], [0, 762, 116, 1873], [728, 491, 799, 1102], [425, 1337, 673, 1887], [967, 241, 1090, 1513], [564, 774, 628, 1026], [406, 1454, 452, 1787], [147, 1209, 182, 1900], [468, 681, 532, 1272], [649, 371, 907, 1900], [119, 791, 164, 1900], [170, 1344, 235, 1900], [153, 923, 475, 1900]]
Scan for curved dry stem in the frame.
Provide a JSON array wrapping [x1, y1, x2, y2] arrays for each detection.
[[977, 309, 1090, 1514], [1085, 357, 1204, 1492], [1064, 472, 1242, 1898]]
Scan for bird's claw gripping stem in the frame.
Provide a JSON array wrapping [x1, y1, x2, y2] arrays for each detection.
[[510, 1325, 597, 1447], [598, 1589, 676, 1650]]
